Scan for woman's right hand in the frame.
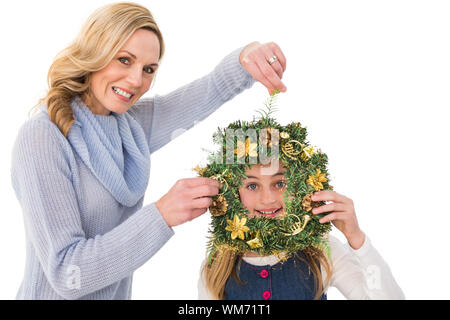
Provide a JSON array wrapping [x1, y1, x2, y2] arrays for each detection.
[[156, 177, 221, 227], [239, 41, 287, 95]]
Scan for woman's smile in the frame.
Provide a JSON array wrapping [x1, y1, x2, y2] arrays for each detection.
[[112, 86, 135, 102]]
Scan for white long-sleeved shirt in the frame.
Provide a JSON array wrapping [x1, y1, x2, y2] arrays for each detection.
[[198, 234, 405, 300]]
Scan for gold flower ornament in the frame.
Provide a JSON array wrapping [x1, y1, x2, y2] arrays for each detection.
[[225, 215, 250, 240]]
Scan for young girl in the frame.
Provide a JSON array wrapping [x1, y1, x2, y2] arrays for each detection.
[[196, 114, 405, 300]]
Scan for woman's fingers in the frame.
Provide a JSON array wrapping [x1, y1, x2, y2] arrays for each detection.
[[156, 177, 221, 227], [181, 177, 221, 189], [261, 54, 283, 80], [260, 43, 284, 79], [191, 197, 213, 210], [240, 41, 287, 94], [190, 208, 208, 220], [268, 42, 287, 72], [243, 59, 277, 95], [189, 184, 219, 200], [253, 50, 286, 93]]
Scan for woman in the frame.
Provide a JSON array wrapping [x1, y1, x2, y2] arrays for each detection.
[[11, 2, 287, 299]]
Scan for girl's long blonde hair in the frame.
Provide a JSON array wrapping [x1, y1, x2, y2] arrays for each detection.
[[203, 245, 333, 300], [29, 2, 165, 137]]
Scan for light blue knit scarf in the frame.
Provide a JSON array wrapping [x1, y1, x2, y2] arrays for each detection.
[[63, 96, 150, 207]]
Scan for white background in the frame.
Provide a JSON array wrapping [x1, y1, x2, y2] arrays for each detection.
[[1, 0, 449, 300]]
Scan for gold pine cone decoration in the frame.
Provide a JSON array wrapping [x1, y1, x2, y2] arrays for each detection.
[[209, 194, 228, 216], [301, 193, 322, 212]]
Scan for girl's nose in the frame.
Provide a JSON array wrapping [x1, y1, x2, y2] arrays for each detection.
[[260, 188, 277, 205]]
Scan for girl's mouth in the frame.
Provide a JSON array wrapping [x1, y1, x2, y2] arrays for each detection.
[[255, 208, 283, 218]]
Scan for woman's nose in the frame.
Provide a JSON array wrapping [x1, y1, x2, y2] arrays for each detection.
[[126, 66, 143, 88]]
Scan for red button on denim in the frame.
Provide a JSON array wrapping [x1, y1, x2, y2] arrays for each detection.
[[259, 269, 269, 278], [262, 290, 271, 300]]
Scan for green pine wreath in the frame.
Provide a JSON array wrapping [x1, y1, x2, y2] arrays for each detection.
[[195, 92, 333, 263]]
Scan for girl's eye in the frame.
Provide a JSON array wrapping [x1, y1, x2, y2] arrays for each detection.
[[246, 183, 257, 191], [276, 181, 286, 189]]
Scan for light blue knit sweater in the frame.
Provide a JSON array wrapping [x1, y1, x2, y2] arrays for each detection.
[[11, 47, 255, 300]]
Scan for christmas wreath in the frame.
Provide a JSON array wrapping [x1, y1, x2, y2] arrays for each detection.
[[194, 92, 333, 264]]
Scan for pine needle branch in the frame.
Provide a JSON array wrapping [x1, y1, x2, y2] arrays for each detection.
[[255, 89, 280, 123]]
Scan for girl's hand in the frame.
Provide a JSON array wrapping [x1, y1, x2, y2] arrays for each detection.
[[311, 190, 366, 250], [239, 41, 287, 95]]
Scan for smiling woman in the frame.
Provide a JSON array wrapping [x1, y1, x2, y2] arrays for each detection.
[[29, 2, 165, 136], [11, 1, 290, 300], [85, 29, 161, 115]]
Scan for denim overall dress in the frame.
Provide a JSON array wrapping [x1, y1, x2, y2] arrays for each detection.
[[224, 252, 327, 300]]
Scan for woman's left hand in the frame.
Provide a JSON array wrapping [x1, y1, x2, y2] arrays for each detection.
[[239, 41, 287, 95], [311, 190, 366, 250]]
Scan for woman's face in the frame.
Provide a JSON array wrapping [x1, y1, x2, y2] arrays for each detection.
[[84, 29, 161, 115], [239, 162, 288, 218]]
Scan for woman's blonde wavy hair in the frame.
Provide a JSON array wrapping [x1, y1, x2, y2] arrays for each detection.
[[29, 2, 165, 137], [202, 245, 333, 300]]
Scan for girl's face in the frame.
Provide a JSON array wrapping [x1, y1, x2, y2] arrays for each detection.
[[83, 29, 161, 115], [239, 162, 287, 218]]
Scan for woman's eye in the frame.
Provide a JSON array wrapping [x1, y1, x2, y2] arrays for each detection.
[[118, 57, 130, 65], [118, 57, 155, 74], [246, 183, 257, 191], [143, 66, 155, 74]]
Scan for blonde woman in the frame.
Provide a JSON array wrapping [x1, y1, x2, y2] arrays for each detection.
[[10, 2, 287, 300]]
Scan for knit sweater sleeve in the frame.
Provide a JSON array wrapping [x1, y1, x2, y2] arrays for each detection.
[[10, 120, 174, 300], [128, 46, 255, 153]]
